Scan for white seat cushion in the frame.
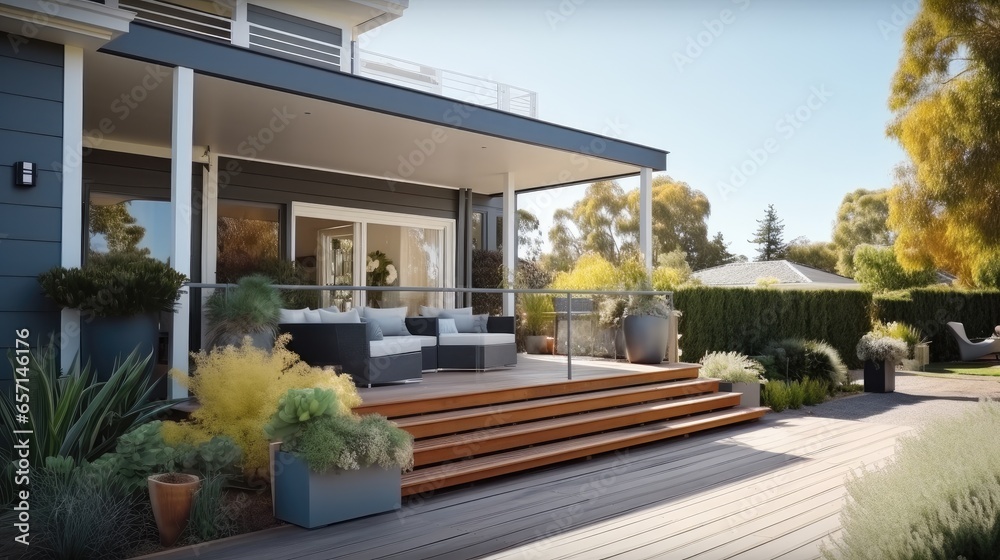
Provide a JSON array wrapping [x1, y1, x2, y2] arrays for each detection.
[[318, 308, 360, 323], [420, 305, 473, 317], [370, 337, 422, 357], [407, 335, 438, 348], [438, 333, 515, 346]]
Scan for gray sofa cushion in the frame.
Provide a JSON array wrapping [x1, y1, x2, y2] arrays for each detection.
[[441, 312, 489, 333], [318, 308, 361, 323], [420, 305, 473, 317], [361, 307, 408, 336]]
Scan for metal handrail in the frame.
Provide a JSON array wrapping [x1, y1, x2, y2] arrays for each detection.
[[186, 283, 674, 380]]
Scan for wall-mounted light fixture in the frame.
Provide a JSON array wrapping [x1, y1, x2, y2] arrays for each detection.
[[14, 162, 36, 187]]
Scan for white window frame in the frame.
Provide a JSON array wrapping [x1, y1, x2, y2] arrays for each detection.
[[290, 202, 456, 295]]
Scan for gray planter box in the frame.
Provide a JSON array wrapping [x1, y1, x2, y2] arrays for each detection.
[[623, 315, 669, 364], [718, 381, 761, 408], [272, 450, 401, 529], [863, 360, 895, 393]]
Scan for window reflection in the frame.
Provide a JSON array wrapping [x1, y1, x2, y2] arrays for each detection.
[[88, 193, 170, 261]]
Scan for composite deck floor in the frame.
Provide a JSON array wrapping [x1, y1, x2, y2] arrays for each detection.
[[143, 357, 913, 560]]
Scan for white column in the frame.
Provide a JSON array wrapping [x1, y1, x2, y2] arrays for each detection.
[[502, 173, 516, 315], [639, 167, 653, 273], [199, 152, 219, 349], [60, 45, 84, 372], [169, 67, 194, 399]]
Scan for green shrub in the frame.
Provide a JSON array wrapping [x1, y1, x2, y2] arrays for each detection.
[[786, 380, 805, 409], [28, 456, 147, 560], [0, 343, 185, 505], [286, 413, 413, 473], [38, 252, 187, 317], [675, 287, 871, 368], [520, 293, 554, 336], [873, 288, 1000, 362], [760, 338, 848, 388], [801, 378, 829, 406], [699, 351, 765, 383], [825, 401, 1000, 559], [185, 473, 235, 544], [204, 275, 282, 348], [763, 381, 791, 412]]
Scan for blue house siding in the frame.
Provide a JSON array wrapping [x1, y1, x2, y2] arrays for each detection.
[[0, 38, 64, 393]]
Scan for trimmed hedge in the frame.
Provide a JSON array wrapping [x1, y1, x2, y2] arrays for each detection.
[[674, 287, 872, 368], [873, 288, 1000, 362], [471, 249, 504, 315]]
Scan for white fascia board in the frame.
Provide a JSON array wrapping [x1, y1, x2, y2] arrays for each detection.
[[0, 0, 134, 50]]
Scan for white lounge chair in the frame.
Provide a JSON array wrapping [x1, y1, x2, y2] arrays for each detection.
[[945, 322, 1000, 361]]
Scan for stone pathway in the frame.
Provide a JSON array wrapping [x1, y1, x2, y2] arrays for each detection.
[[782, 370, 1000, 428]]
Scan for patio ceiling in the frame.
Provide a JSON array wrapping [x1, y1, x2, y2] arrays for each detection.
[[83, 50, 655, 195]]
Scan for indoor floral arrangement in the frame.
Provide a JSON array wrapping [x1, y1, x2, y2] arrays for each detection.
[[204, 274, 282, 350], [698, 351, 767, 408], [856, 332, 908, 393], [265, 387, 413, 528], [366, 250, 398, 307]]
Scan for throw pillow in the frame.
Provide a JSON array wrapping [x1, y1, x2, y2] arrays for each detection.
[[419, 305, 473, 317], [302, 309, 322, 323], [438, 318, 459, 334], [278, 308, 309, 323], [442, 312, 489, 333], [317, 308, 360, 324], [361, 318, 384, 341], [360, 306, 409, 336]]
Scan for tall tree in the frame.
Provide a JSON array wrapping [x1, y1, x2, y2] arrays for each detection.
[[89, 203, 148, 255], [786, 237, 837, 274], [831, 189, 893, 277], [544, 175, 732, 272], [888, 0, 1000, 286], [517, 208, 543, 261], [749, 204, 787, 262], [852, 244, 936, 292]]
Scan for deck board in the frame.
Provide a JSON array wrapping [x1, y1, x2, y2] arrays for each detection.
[[139, 359, 914, 560]]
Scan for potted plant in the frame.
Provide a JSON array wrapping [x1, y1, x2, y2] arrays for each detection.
[[204, 274, 282, 350], [699, 351, 767, 408], [521, 293, 554, 354], [38, 252, 186, 382], [266, 387, 413, 528], [100, 421, 242, 546], [366, 250, 398, 307], [856, 333, 908, 393], [622, 279, 672, 364]]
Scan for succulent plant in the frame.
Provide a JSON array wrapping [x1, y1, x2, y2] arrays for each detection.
[[264, 388, 338, 441]]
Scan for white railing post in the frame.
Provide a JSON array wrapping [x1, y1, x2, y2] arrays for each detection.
[[232, 0, 249, 47], [351, 40, 359, 74], [498, 83, 510, 113], [169, 66, 194, 400]]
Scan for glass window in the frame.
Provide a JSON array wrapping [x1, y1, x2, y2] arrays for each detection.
[[216, 201, 281, 283], [88, 192, 171, 261], [471, 212, 484, 251]]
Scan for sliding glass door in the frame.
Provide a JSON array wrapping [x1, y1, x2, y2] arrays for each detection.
[[291, 203, 454, 314]]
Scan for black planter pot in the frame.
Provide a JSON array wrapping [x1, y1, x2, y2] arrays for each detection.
[[863, 359, 895, 393], [82, 314, 159, 382], [623, 315, 669, 365]]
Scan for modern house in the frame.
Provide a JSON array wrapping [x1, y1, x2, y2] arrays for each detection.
[[692, 260, 860, 290], [0, 0, 669, 397]]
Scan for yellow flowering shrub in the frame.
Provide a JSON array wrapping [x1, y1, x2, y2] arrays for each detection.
[[164, 334, 361, 479]]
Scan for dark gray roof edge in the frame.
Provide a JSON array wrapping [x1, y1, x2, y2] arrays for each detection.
[[101, 24, 669, 171]]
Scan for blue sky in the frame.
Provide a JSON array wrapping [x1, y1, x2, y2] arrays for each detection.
[[364, 0, 917, 261]]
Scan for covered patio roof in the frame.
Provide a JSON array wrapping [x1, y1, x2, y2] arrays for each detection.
[[86, 23, 668, 195]]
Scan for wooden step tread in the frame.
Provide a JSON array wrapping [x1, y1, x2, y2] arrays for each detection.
[[354, 366, 701, 418], [395, 379, 721, 439], [401, 407, 769, 496], [413, 392, 741, 464]]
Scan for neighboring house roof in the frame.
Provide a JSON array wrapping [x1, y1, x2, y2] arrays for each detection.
[[692, 260, 860, 290]]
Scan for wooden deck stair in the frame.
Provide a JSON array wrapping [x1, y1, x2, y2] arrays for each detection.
[[357, 365, 768, 496]]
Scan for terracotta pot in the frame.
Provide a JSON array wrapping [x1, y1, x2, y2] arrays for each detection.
[[148, 473, 200, 547]]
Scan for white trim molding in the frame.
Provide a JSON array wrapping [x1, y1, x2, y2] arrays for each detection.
[[60, 45, 84, 372], [639, 167, 653, 273], [0, 0, 133, 50], [502, 173, 516, 315], [169, 66, 195, 399]]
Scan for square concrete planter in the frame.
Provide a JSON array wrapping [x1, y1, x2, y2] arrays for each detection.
[[717, 381, 761, 408], [271, 447, 401, 529], [863, 360, 895, 393]]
